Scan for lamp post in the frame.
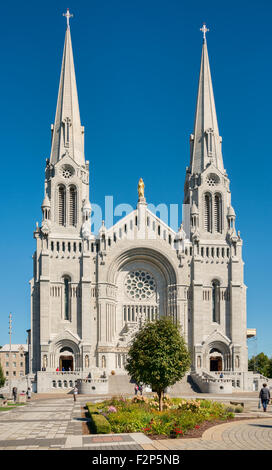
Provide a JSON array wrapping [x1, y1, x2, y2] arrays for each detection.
[[8, 313, 12, 398]]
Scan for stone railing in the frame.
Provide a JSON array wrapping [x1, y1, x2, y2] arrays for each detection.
[[77, 378, 108, 395], [191, 371, 233, 394]]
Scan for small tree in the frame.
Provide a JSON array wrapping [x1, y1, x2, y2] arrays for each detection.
[[248, 353, 271, 377], [125, 316, 191, 411], [0, 363, 5, 388]]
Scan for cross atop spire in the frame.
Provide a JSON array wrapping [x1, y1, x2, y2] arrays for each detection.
[[200, 23, 209, 42], [63, 8, 73, 28], [50, 14, 85, 166], [189, 29, 224, 174]]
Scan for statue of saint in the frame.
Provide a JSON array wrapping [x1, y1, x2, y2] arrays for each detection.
[[138, 178, 145, 199]]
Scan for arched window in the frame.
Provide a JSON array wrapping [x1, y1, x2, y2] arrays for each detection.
[[63, 276, 71, 321], [214, 193, 222, 233], [212, 280, 220, 323], [204, 193, 212, 232], [58, 185, 66, 226], [69, 186, 77, 226]]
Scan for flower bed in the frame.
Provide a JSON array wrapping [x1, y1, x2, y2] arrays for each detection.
[[86, 395, 235, 438]]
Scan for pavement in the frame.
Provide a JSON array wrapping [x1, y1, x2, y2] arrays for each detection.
[[0, 394, 271, 450]]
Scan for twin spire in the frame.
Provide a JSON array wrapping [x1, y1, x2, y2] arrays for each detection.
[[49, 16, 224, 176], [190, 24, 225, 175], [50, 9, 85, 166]]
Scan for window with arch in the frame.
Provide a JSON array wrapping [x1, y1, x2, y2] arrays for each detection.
[[214, 193, 222, 233], [212, 280, 220, 323], [63, 276, 71, 321], [69, 186, 77, 226], [58, 185, 66, 226], [204, 193, 212, 232]]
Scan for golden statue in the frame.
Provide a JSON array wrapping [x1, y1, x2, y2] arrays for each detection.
[[138, 177, 145, 199]]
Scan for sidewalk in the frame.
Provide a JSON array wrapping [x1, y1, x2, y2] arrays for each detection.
[[0, 396, 271, 450]]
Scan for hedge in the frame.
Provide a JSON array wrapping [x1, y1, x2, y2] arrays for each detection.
[[86, 403, 111, 434]]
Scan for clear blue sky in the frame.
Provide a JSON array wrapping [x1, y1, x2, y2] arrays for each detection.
[[0, 0, 271, 358]]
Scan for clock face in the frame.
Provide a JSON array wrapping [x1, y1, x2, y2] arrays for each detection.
[[61, 165, 74, 179]]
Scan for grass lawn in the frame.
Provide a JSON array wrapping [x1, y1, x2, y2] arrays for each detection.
[[86, 395, 240, 438], [0, 403, 26, 411]]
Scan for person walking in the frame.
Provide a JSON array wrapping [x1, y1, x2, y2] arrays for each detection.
[[134, 384, 139, 396], [259, 383, 270, 412], [27, 387, 32, 401], [73, 385, 78, 402], [12, 386, 17, 403], [139, 384, 143, 396]]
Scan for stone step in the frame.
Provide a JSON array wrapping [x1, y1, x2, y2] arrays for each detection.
[[108, 373, 199, 396]]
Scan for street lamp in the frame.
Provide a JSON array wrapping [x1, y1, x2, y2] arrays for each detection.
[[8, 313, 12, 399]]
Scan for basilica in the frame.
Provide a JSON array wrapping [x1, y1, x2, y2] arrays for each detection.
[[29, 13, 255, 393]]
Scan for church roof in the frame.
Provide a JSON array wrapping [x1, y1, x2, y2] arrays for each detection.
[[50, 16, 85, 166], [190, 29, 224, 175]]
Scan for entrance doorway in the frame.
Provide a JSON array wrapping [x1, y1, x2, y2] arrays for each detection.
[[59, 355, 73, 371], [210, 356, 223, 371]]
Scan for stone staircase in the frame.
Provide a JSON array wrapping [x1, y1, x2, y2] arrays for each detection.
[[108, 373, 199, 396], [108, 374, 136, 395]]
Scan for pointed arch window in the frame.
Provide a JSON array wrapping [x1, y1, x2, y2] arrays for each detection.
[[58, 185, 66, 226], [63, 276, 71, 321], [204, 193, 212, 232], [63, 117, 71, 148], [212, 280, 220, 323], [69, 186, 77, 226], [214, 193, 222, 233], [205, 128, 214, 157]]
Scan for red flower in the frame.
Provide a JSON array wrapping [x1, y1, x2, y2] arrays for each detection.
[[195, 425, 200, 429]]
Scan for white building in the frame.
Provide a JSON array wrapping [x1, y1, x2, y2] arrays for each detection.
[[29, 15, 260, 392]]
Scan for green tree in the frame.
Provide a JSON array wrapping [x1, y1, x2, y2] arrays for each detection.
[[125, 316, 191, 411], [267, 358, 272, 379], [0, 363, 5, 388], [248, 352, 271, 377]]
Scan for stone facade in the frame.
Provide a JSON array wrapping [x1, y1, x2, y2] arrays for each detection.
[[0, 345, 27, 380], [30, 20, 252, 392]]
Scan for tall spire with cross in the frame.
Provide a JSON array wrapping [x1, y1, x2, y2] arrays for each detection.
[[189, 24, 224, 174], [50, 9, 85, 166]]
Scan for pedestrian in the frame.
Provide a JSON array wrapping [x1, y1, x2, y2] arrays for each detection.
[[134, 384, 139, 396], [73, 385, 78, 402], [27, 387, 32, 400], [12, 386, 17, 402], [139, 384, 143, 396], [56, 367, 59, 371], [259, 383, 270, 412]]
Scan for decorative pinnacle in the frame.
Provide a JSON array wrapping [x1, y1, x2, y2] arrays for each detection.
[[200, 23, 209, 41], [63, 8, 73, 28]]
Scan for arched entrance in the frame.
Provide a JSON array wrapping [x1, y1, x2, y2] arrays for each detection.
[[59, 347, 74, 371], [204, 341, 231, 372], [210, 355, 223, 371], [208, 346, 226, 372]]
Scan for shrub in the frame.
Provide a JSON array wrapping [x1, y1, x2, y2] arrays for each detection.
[[235, 405, 244, 413], [89, 413, 111, 434], [87, 403, 111, 434]]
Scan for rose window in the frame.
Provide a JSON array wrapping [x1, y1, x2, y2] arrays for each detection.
[[206, 173, 220, 187], [125, 271, 156, 300], [61, 165, 73, 179]]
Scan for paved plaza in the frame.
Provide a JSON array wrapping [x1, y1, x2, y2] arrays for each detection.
[[0, 395, 271, 450]]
